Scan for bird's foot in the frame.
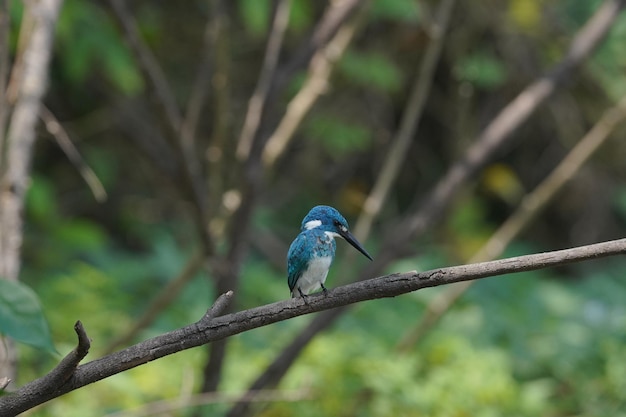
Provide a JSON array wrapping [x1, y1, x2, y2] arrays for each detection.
[[298, 288, 310, 304], [321, 283, 328, 295]]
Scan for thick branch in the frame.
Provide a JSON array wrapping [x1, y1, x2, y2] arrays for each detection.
[[2, 238, 626, 416]]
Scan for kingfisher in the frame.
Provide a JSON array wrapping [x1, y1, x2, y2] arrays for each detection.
[[287, 205, 373, 298]]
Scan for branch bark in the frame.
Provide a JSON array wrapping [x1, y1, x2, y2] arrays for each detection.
[[1, 238, 626, 416]]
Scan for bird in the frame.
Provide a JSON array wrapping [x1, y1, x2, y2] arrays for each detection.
[[287, 205, 372, 298]]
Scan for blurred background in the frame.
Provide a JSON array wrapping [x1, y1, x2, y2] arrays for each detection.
[[1, 0, 626, 416]]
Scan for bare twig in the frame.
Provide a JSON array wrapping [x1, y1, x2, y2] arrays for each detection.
[[0, 321, 90, 413], [237, 0, 291, 160], [273, 0, 366, 93], [394, 0, 626, 247], [262, 18, 359, 166], [395, 93, 626, 352], [0, 0, 63, 280], [204, 0, 230, 226], [107, 0, 182, 131], [0, 0, 10, 169], [353, 0, 455, 241], [39, 106, 108, 202], [107, 0, 211, 251], [181, 12, 217, 150], [103, 387, 312, 417], [1, 239, 625, 416]]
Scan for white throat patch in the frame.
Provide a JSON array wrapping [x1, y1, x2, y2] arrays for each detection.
[[304, 219, 322, 230]]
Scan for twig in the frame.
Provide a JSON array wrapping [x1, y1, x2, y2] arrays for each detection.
[[0, 0, 10, 169], [103, 387, 312, 417], [353, 0, 455, 241], [39, 106, 107, 202], [272, 0, 366, 93], [0, 321, 90, 414], [262, 18, 359, 166], [395, 0, 626, 245], [107, 0, 211, 251], [236, 0, 291, 160], [2, 239, 625, 416], [107, 0, 181, 131], [0, 0, 63, 282], [103, 251, 206, 354], [395, 93, 626, 352], [181, 11, 217, 151]]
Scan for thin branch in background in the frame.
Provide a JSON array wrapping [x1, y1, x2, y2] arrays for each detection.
[[0, 0, 63, 288], [103, 251, 206, 354], [107, 0, 182, 131], [395, 93, 626, 352], [3, 1, 35, 106], [204, 0, 232, 230], [223, 2, 626, 416], [0, 0, 10, 169], [236, 0, 291, 160], [353, 0, 455, 242], [393, 0, 626, 248], [180, 10, 217, 151], [39, 106, 107, 202], [2, 239, 626, 416], [102, 387, 312, 417], [262, 17, 360, 166], [107, 0, 211, 251], [273, 0, 366, 93]]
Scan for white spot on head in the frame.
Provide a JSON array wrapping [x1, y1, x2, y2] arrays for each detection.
[[304, 219, 322, 230]]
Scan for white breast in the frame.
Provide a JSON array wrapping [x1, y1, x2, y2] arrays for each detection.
[[292, 256, 332, 297]]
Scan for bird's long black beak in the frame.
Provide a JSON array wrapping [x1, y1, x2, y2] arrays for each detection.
[[339, 229, 373, 261]]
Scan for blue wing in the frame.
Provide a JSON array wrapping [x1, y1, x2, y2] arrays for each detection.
[[287, 232, 310, 291]]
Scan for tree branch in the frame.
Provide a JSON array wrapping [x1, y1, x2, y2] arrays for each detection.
[[395, 92, 626, 352], [225, 3, 626, 415], [236, 0, 291, 160], [39, 106, 107, 202], [353, 0, 455, 241], [107, 0, 211, 252], [2, 239, 626, 415]]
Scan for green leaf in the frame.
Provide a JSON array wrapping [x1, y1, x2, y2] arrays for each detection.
[[370, 0, 420, 23], [289, 0, 314, 32], [239, 0, 270, 35], [455, 50, 507, 89], [306, 115, 373, 155], [0, 280, 56, 353], [339, 51, 403, 92]]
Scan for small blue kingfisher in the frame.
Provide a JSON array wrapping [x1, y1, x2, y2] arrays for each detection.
[[287, 205, 372, 298]]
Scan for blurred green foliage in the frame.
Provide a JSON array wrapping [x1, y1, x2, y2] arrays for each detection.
[[338, 50, 404, 92], [3, 0, 626, 416], [455, 50, 507, 90]]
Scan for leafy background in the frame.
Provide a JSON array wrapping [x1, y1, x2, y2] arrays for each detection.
[[3, 0, 626, 416]]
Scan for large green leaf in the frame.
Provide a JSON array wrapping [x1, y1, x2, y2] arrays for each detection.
[[0, 279, 56, 353]]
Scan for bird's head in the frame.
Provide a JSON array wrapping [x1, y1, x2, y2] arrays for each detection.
[[301, 205, 373, 261]]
